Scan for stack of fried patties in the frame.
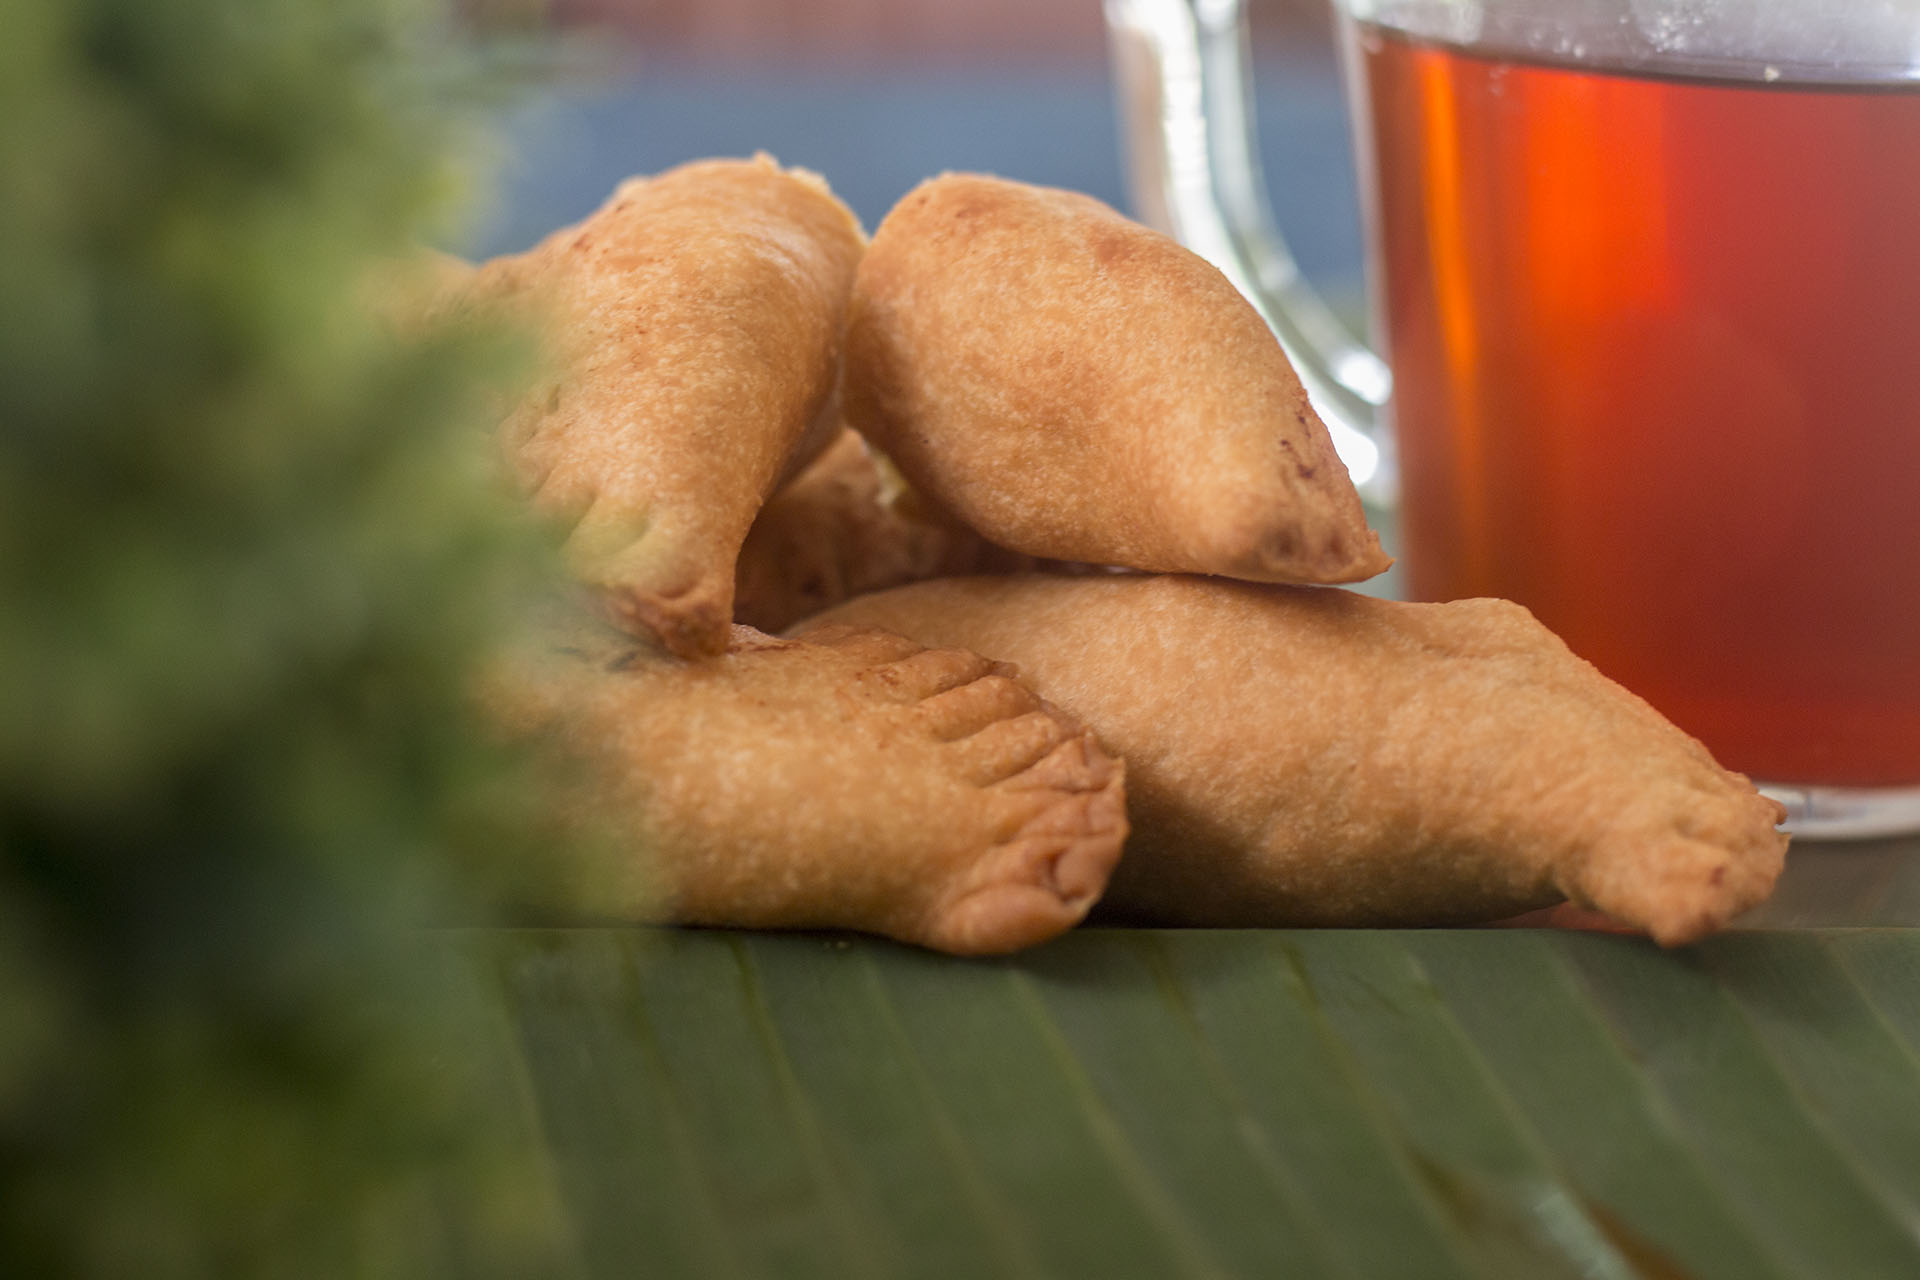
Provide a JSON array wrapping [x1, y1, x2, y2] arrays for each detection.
[[464, 154, 1787, 956]]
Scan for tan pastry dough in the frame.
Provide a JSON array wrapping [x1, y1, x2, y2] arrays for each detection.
[[732, 428, 1036, 633], [844, 173, 1390, 584], [809, 575, 1787, 944], [476, 155, 865, 657], [488, 617, 1128, 955]]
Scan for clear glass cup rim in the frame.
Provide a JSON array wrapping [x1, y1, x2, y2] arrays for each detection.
[[1344, 0, 1920, 85]]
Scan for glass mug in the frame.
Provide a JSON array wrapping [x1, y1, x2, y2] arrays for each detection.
[[1107, 0, 1920, 838]]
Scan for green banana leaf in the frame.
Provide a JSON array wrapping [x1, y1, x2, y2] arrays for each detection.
[[433, 839, 1920, 1280]]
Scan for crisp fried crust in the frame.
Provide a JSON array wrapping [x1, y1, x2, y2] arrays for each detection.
[[844, 174, 1391, 585], [809, 575, 1788, 944], [475, 155, 865, 658], [733, 428, 1037, 633], [487, 617, 1128, 956]]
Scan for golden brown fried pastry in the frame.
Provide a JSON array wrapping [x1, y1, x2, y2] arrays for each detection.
[[476, 155, 865, 658], [488, 617, 1128, 955], [844, 173, 1390, 585], [808, 575, 1787, 945], [732, 427, 1038, 633]]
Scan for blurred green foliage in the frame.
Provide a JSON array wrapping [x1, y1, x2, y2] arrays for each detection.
[[0, 0, 570, 1273]]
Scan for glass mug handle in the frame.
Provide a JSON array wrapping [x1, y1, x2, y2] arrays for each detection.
[[1106, 0, 1395, 503]]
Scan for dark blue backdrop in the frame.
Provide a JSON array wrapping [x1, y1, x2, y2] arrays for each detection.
[[465, 56, 1365, 302]]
